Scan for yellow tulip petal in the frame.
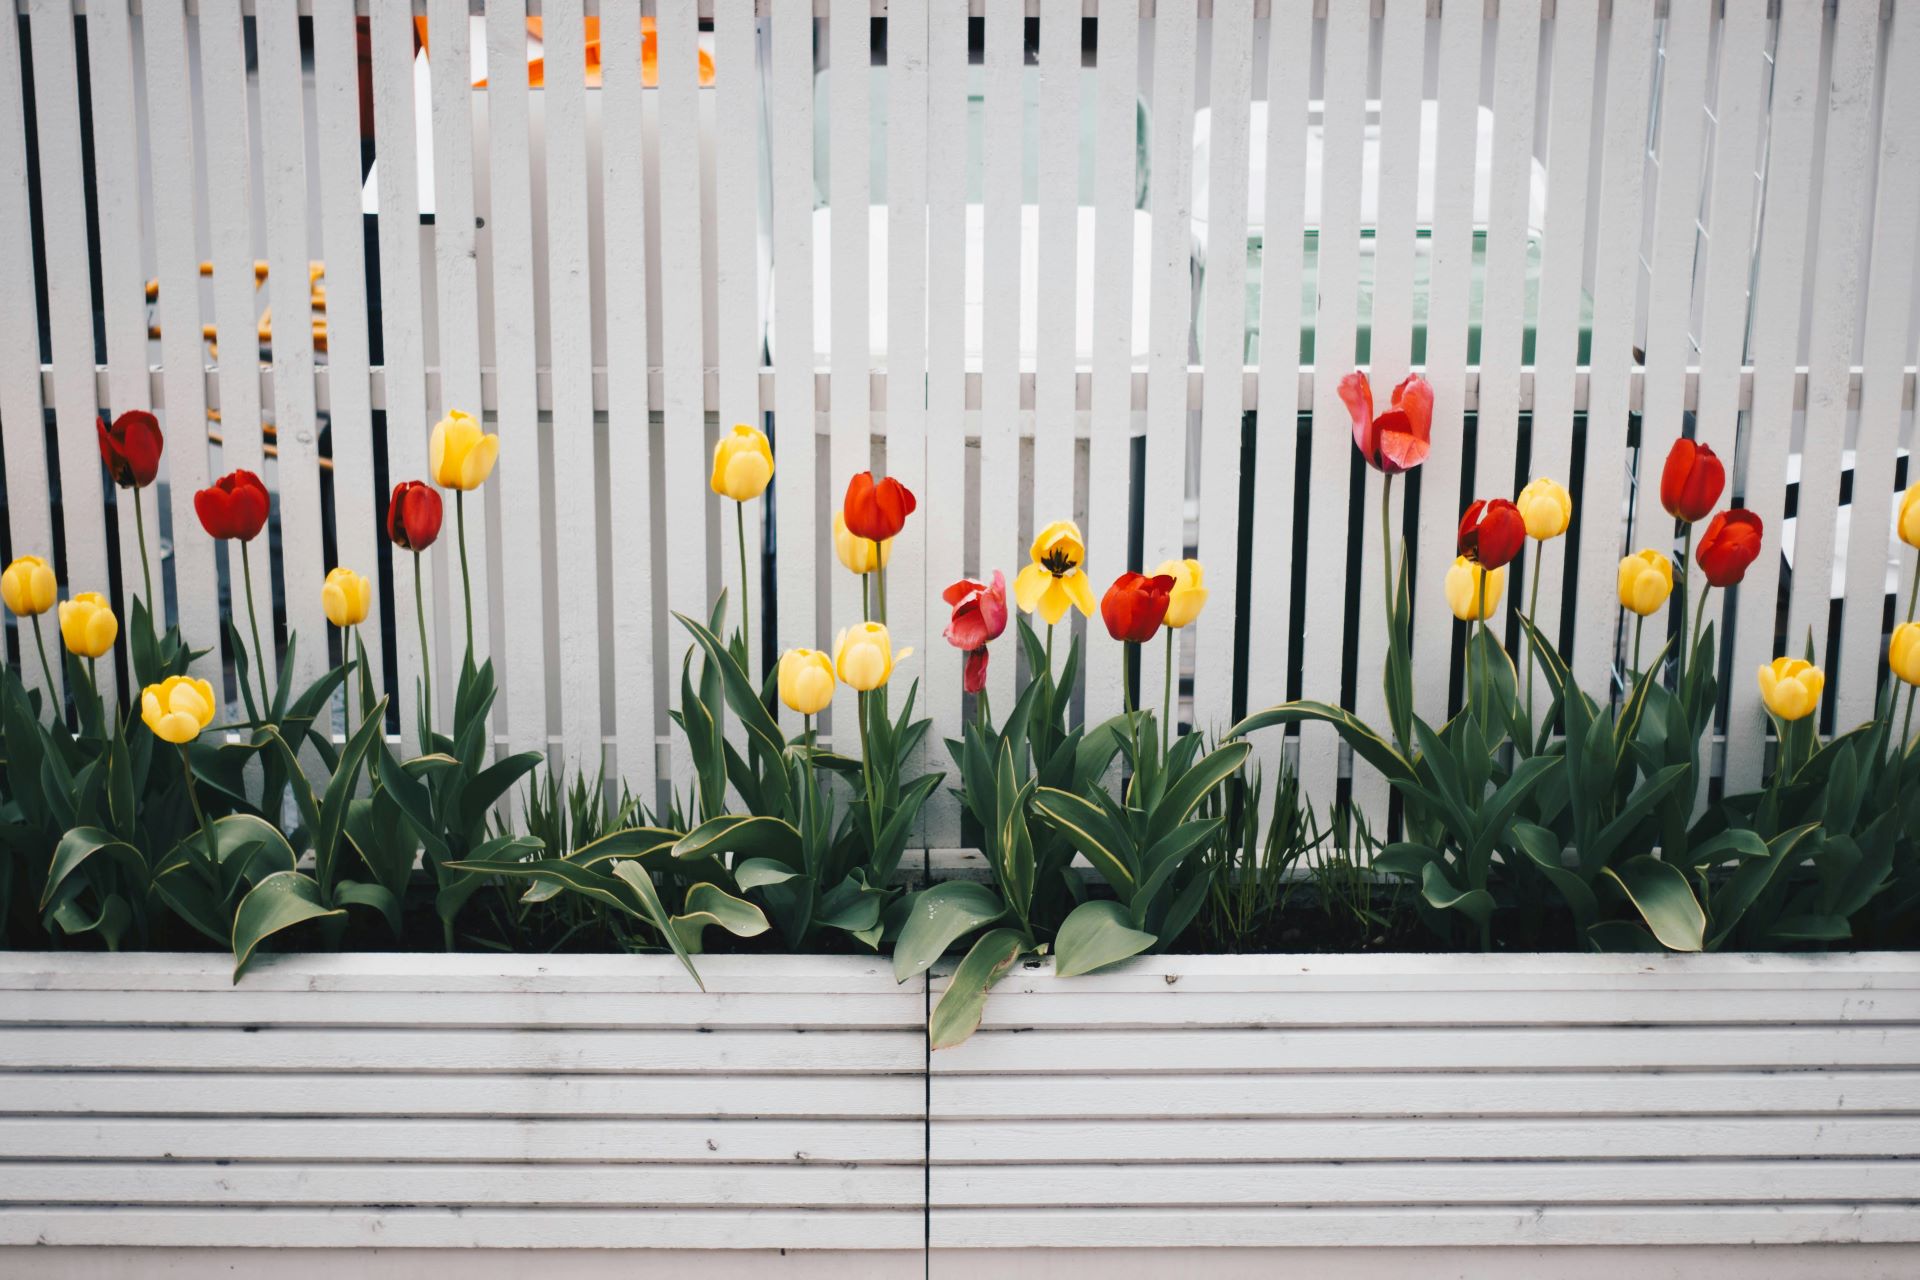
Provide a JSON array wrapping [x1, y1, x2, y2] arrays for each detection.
[[1013, 563, 1051, 613], [461, 432, 500, 489], [1061, 569, 1097, 618]]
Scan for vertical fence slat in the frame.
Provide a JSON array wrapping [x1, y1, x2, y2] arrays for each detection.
[[827, 0, 869, 737], [1244, 0, 1309, 792], [1836, 0, 1920, 730], [312, 0, 385, 725], [140, 0, 221, 682], [255, 0, 330, 717], [1084, 0, 1139, 732], [542, 0, 604, 776], [1528, 0, 1599, 658], [27, 0, 107, 706], [1297, 0, 1367, 808], [1725, 0, 1822, 789], [1033, 0, 1080, 645], [370, 0, 435, 747], [1141, 0, 1193, 586], [1688, 1, 1770, 732], [428, 0, 495, 698], [923, 0, 968, 847], [200, 0, 273, 701], [0, 4, 54, 704], [1568, 0, 1655, 699], [482, 0, 549, 765], [1410, 0, 1482, 726], [1192, 0, 1251, 740], [980, 0, 1021, 714], [84, 0, 162, 677], [715, 0, 764, 681], [1783, 0, 1879, 660], [600, 2, 656, 793], [883, 0, 930, 846], [770, 0, 817, 730]]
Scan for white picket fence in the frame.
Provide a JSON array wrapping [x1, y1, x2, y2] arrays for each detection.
[[1, 0, 1917, 846]]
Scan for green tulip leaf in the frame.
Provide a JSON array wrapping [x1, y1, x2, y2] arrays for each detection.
[[892, 881, 1005, 982], [1054, 899, 1158, 978], [735, 856, 802, 891], [1603, 856, 1706, 953], [669, 882, 771, 952], [42, 826, 148, 912], [673, 814, 803, 869], [929, 928, 1027, 1051], [231, 871, 345, 981]]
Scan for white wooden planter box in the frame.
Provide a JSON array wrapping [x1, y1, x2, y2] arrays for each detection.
[[6, 951, 1920, 1276]]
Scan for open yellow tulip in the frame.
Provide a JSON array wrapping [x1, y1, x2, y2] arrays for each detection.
[[142, 675, 217, 744], [834, 621, 910, 692], [1757, 657, 1823, 722], [1, 555, 56, 616], [429, 410, 500, 491], [1443, 556, 1504, 622], [322, 567, 372, 628], [58, 592, 118, 658], [778, 648, 836, 715], [1013, 520, 1096, 626], [1154, 558, 1209, 628], [710, 423, 774, 502], [832, 512, 891, 575], [1890, 623, 1920, 688], [1517, 477, 1572, 541], [1617, 549, 1674, 617]]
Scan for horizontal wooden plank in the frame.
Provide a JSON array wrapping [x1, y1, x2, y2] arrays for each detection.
[[0, 1206, 926, 1251], [929, 1116, 1920, 1164], [0, 1162, 920, 1209], [927, 1204, 1920, 1249], [929, 1070, 1920, 1119], [0, 990, 923, 1030], [931, 1027, 1920, 1074], [0, 1072, 926, 1119], [0, 953, 912, 996], [0, 1028, 923, 1074], [931, 1159, 1920, 1207], [1, 1117, 921, 1164]]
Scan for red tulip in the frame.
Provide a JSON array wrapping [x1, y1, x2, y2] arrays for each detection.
[[1696, 508, 1763, 587], [1457, 498, 1527, 571], [843, 471, 917, 542], [98, 410, 165, 489], [1660, 438, 1725, 523], [1339, 371, 1433, 475], [1100, 572, 1175, 644], [962, 646, 990, 695], [193, 469, 270, 542], [943, 571, 1008, 651], [387, 480, 443, 551]]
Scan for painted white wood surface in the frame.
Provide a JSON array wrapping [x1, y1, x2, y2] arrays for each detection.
[[0, 0, 1916, 822]]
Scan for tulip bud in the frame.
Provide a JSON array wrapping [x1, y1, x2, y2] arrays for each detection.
[[943, 572, 1008, 650], [1890, 623, 1920, 688], [97, 410, 165, 489], [1898, 482, 1920, 550], [1101, 572, 1175, 644], [387, 481, 444, 551], [194, 469, 271, 542], [1616, 550, 1674, 617], [322, 567, 373, 628], [1516, 477, 1572, 541], [1757, 656, 1823, 723], [1, 555, 58, 617], [142, 675, 217, 744], [834, 621, 909, 692], [1154, 559, 1210, 628], [1660, 438, 1725, 523], [430, 410, 501, 491], [843, 471, 917, 542], [1338, 370, 1433, 474], [833, 512, 891, 575], [710, 423, 774, 502], [1697, 508, 1764, 587], [1444, 556, 1505, 622], [58, 592, 118, 658], [777, 648, 836, 716], [1458, 499, 1528, 571]]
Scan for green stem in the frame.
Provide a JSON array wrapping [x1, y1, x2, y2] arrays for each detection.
[[180, 745, 215, 855], [1380, 473, 1396, 632], [1675, 524, 1694, 687], [457, 490, 474, 665], [30, 614, 57, 708], [857, 690, 878, 848], [1525, 543, 1543, 735], [1633, 613, 1645, 684], [1906, 556, 1919, 625], [241, 541, 271, 714], [413, 549, 433, 740], [1689, 581, 1712, 675], [862, 573, 871, 623], [342, 623, 357, 741], [1902, 685, 1915, 755], [132, 491, 154, 620], [1045, 622, 1054, 676], [877, 563, 888, 627], [1162, 626, 1174, 753], [1474, 571, 1488, 719], [735, 500, 751, 668]]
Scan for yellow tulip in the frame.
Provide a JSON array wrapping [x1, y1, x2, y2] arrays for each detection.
[[1516, 477, 1572, 541], [834, 621, 910, 692], [1443, 556, 1504, 622], [710, 423, 774, 502], [322, 567, 372, 628], [1013, 520, 1097, 626], [429, 409, 500, 491], [1617, 549, 1674, 617], [1899, 482, 1920, 549], [57, 592, 118, 658], [778, 648, 836, 716], [832, 512, 892, 575], [1890, 623, 1920, 687], [1154, 558, 1209, 628], [1, 555, 57, 616], [142, 675, 217, 744], [1757, 656, 1823, 722]]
